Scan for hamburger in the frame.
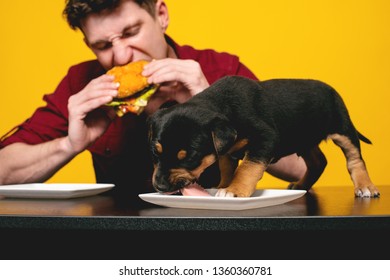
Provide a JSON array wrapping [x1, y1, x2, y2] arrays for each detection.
[[105, 60, 159, 116]]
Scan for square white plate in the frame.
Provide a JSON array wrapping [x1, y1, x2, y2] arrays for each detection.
[[139, 189, 306, 210], [0, 183, 115, 199]]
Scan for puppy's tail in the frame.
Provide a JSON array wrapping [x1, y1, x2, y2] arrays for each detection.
[[358, 131, 372, 144]]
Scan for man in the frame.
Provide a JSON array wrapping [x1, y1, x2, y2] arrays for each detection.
[[0, 0, 306, 196]]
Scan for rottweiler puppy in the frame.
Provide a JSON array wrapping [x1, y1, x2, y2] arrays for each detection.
[[148, 75, 379, 198]]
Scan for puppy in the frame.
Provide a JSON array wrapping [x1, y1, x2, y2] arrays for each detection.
[[148, 75, 379, 198]]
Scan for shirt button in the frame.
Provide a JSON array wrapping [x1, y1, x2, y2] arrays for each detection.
[[104, 148, 111, 155]]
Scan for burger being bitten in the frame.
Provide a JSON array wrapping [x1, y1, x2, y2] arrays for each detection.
[[105, 60, 159, 116]]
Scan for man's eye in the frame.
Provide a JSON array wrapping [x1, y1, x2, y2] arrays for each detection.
[[122, 26, 140, 38], [122, 32, 133, 39], [92, 42, 112, 51]]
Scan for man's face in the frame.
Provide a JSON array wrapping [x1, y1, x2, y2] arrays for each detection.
[[81, 0, 169, 70]]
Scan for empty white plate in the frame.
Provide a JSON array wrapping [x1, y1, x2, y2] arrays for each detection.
[[0, 183, 115, 199]]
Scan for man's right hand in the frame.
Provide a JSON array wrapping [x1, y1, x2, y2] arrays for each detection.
[[66, 74, 119, 154]]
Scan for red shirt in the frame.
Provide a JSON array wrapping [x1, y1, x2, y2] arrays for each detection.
[[0, 36, 258, 195]]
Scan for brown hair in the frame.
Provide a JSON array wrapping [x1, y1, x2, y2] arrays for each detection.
[[63, 0, 158, 30]]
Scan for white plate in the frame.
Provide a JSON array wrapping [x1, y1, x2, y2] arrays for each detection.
[[139, 189, 306, 210], [0, 183, 115, 199]]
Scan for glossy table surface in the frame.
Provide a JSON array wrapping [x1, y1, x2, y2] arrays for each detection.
[[1, 185, 389, 259], [0, 185, 389, 231]]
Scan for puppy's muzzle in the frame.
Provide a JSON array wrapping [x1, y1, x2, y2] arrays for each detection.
[[153, 168, 196, 193]]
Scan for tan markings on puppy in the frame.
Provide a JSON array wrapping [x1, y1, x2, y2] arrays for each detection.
[[177, 150, 187, 160], [217, 154, 239, 189], [168, 154, 217, 186], [227, 138, 249, 154], [155, 142, 163, 154], [190, 154, 218, 179], [222, 155, 268, 197], [169, 168, 195, 186], [329, 133, 378, 196]]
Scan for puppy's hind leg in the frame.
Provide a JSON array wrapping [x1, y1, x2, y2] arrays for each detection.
[[329, 133, 379, 197], [288, 146, 327, 191]]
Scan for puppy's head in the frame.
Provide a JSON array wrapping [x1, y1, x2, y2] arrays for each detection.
[[148, 106, 236, 193]]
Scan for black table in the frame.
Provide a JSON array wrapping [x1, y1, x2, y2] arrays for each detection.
[[1, 185, 389, 259]]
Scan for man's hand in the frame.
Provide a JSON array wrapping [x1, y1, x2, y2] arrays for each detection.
[[66, 74, 118, 154], [142, 58, 209, 114]]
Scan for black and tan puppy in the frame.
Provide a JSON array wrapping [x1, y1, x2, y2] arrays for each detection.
[[148, 75, 379, 198]]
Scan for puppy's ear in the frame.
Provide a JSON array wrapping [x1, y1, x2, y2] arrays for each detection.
[[211, 117, 237, 155], [146, 111, 162, 143]]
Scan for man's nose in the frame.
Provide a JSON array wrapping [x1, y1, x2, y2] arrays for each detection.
[[112, 37, 133, 66]]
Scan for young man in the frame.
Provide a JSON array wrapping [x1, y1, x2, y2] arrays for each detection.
[[0, 0, 306, 195]]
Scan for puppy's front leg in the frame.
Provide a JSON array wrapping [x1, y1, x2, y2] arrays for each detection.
[[215, 156, 267, 197], [217, 154, 239, 189]]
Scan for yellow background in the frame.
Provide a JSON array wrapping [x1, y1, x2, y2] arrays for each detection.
[[0, 0, 389, 188]]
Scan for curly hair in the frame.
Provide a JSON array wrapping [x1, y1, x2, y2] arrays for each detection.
[[63, 0, 158, 30]]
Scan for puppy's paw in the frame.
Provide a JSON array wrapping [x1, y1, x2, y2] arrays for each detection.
[[215, 186, 254, 197], [215, 188, 236, 197], [354, 185, 380, 198]]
